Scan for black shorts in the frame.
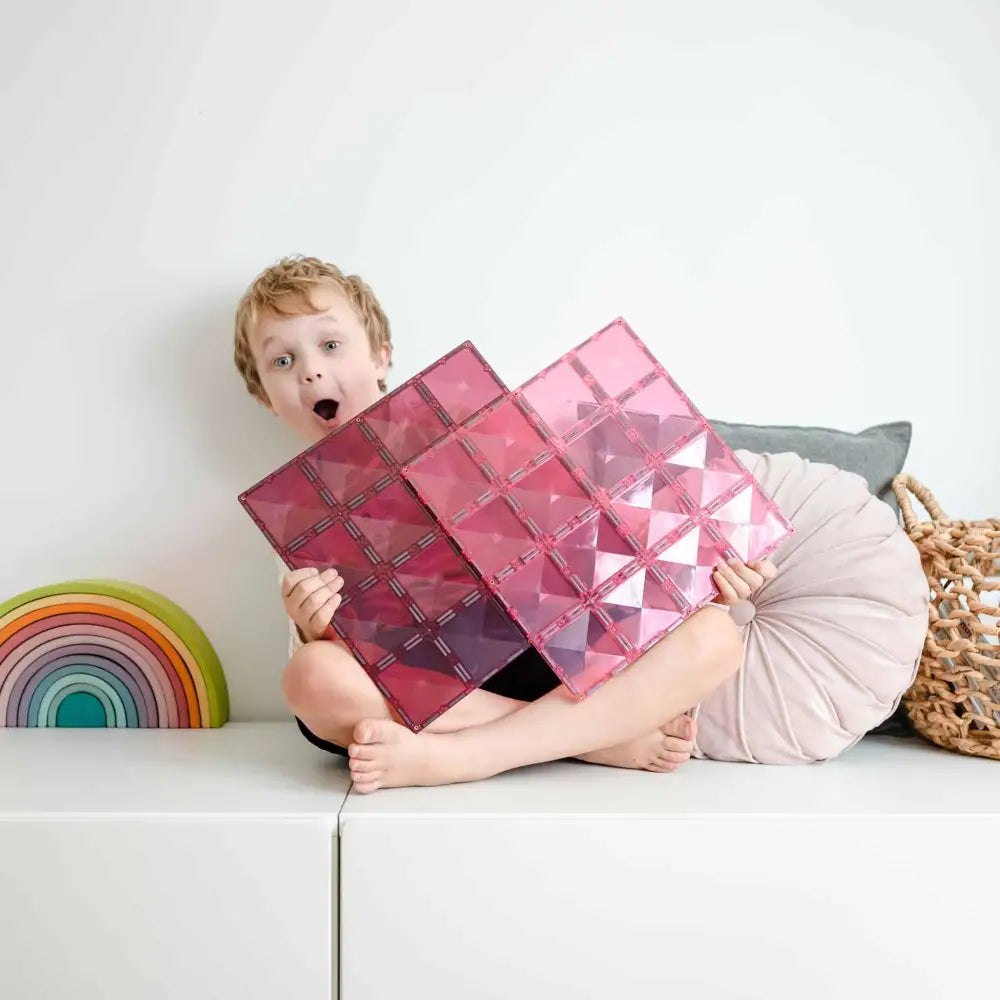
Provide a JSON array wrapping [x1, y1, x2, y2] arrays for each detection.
[[295, 645, 560, 758]]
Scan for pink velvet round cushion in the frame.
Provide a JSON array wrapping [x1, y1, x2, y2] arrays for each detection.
[[692, 450, 929, 764]]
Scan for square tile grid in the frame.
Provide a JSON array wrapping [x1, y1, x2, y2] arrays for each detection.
[[239, 343, 530, 732], [403, 318, 794, 698]]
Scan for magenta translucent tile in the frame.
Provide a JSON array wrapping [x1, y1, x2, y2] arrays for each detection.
[[242, 464, 334, 548], [506, 457, 592, 535], [288, 522, 375, 591], [462, 397, 542, 481], [495, 555, 581, 635], [392, 538, 481, 621], [347, 479, 436, 562], [403, 317, 794, 699], [450, 497, 536, 579], [362, 384, 449, 464], [402, 435, 494, 519], [421, 349, 508, 424], [306, 423, 389, 501], [239, 341, 526, 732]]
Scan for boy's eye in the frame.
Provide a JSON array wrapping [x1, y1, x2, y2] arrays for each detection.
[[272, 355, 292, 369], [321, 340, 339, 351]]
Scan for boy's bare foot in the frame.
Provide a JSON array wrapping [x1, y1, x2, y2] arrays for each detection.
[[348, 719, 474, 792], [347, 714, 699, 792], [575, 714, 697, 772]]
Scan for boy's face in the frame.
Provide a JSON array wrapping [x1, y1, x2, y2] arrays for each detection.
[[250, 285, 390, 444]]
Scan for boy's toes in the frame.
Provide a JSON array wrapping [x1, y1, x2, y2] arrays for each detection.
[[351, 768, 383, 787], [661, 714, 696, 741], [352, 775, 383, 794], [662, 735, 694, 756], [649, 758, 678, 773], [348, 757, 379, 773], [660, 747, 691, 765], [353, 718, 396, 745], [347, 743, 376, 761]]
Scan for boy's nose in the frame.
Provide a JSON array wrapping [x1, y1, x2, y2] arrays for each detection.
[[303, 372, 323, 382]]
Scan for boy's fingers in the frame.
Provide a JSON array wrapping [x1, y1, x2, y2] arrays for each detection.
[[282, 567, 318, 596], [309, 594, 342, 632], [727, 561, 763, 591], [286, 568, 341, 602], [718, 561, 753, 597], [287, 574, 326, 605], [301, 584, 341, 616], [713, 570, 739, 604], [749, 559, 778, 580]]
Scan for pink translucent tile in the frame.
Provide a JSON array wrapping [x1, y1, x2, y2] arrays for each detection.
[[403, 318, 794, 698], [239, 342, 528, 732], [242, 464, 335, 548]]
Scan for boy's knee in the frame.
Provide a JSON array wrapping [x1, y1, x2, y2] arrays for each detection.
[[693, 605, 743, 680], [281, 642, 337, 715]]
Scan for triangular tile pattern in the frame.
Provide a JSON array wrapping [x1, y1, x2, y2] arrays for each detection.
[[239, 343, 528, 732], [403, 318, 794, 697]]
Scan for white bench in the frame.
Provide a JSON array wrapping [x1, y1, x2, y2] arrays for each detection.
[[2, 724, 997, 1000]]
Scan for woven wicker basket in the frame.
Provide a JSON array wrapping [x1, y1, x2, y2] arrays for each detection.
[[893, 474, 1000, 759]]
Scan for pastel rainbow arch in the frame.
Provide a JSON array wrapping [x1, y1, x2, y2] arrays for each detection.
[[0, 580, 228, 728]]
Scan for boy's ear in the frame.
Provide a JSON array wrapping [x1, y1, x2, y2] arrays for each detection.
[[375, 344, 392, 379]]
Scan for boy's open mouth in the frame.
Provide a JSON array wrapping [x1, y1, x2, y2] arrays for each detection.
[[312, 398, 340, 422]]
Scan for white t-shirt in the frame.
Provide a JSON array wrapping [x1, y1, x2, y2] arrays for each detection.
[[276, 556, 305, 659]]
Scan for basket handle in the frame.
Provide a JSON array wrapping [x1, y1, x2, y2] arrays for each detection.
[[892, 473, 947, 533]]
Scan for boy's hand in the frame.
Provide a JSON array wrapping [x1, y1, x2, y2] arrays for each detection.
[[282, 567, 345, 643], [712, 557, 778, 606]]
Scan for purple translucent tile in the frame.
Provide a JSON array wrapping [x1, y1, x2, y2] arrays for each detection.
[[552, 512, 638, 594], [564, 417, 646, 492], [496, 555, 581, 635]]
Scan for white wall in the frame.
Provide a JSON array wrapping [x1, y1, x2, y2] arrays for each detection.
[[2, 0, 996, 721]]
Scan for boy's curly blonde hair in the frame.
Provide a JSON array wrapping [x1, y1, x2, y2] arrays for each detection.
[[233, 255, 393, 404]]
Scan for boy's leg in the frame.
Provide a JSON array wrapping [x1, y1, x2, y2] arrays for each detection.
[[282, 638, 524, 748], [284, 639, 696, 770], [347, 604, 740, 791]]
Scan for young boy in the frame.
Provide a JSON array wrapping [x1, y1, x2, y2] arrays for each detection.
[[233, 255, 777, 793]]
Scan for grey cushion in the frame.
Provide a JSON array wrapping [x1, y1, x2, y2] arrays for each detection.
[[709, 420, 911, 513]]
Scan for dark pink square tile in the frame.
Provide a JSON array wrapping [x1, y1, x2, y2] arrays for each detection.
[[239, 342, 529, 732], [242, 463, 332, 548]]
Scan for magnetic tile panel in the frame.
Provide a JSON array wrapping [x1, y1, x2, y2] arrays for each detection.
[[404, 318, 794, 698], [239, 342, 528, 732]]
